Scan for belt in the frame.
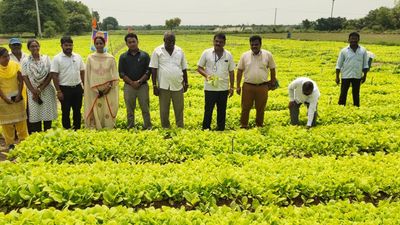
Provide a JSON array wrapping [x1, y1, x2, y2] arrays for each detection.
[[244, 82, 268, 86], [60, 84, 81, 88]]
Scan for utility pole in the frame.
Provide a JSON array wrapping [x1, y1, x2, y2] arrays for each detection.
[[330, 0, 336, 18], [35, 0, 42, 38], [274, 8, 277, 26]]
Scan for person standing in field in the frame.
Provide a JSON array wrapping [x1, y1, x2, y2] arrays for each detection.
[[51, 36, 85, 130], [119, 33, 152, 130], [0, 47, 28, 150], [288, 77, 320, 129], [197, 33, 235, 131], [21, 39, 57, 133], [336, 32, 369, 107], [84, 36, 119, 129], [9, 38, 30, 133], [236, 35, 277, 128], [150, 32, 188, 128]]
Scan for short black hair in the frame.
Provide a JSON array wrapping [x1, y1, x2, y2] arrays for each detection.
[[349, 32, 360, 39], [303, 81, 314, 92], [249, 35, 262, 44], [61, 36, 73, 45], [213, 33, 226, 41], [0, 47, 8, 56], [94, 36, 106, 44], [125, 33, 138, 42], [27, 39, 40, 49]]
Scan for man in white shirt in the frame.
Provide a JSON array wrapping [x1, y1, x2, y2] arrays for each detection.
[[51, 36, 85, 130], [9, 38, 27, 64], [197, 33, 235, 131], [288, 77, 320, 128], [336, 32, 369, 107], [150, 32, 188, 128]]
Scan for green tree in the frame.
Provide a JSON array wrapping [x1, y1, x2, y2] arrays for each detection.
[[0, 0, 66, 35], [165, 17, 181, 30], [43, 21, 57, 38], [301, 19, 314, 30], [102, 17, 119, 30], [63, 0, 91, 34]]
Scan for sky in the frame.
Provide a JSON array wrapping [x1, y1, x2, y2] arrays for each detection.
[[79, 0, 396, 26]]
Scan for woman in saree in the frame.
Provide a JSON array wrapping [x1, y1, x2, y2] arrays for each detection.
[[84, 36, 119, 129], [0, 47, 28, 150], [21, 39, 57, 133]]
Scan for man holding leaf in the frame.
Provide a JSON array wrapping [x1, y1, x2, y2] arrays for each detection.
[[197, 33, 235, 131]]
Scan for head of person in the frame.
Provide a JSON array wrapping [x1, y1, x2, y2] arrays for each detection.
[[249, 35, 262, 54], [60, 36, 74, 55], [0, 47, 10, 66], [27, 39, 40, 56], [8, 38, 22, 55], [124, 33, 139, 51], [302, 81, 314, 96], [348, 32, 360, 47], [163, 31, 175, 51], [213, 33, 226, 52], [94, 36, 106, 53]]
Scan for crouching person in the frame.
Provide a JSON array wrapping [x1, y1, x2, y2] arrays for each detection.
[[288, 77, 320, 129]]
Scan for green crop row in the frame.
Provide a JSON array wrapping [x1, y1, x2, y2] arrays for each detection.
[[1, 201, 400, 225], [1, 153, 399, 211], [10, 121, 400, 164]]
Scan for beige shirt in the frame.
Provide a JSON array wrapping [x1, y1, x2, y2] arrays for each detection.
[[50, 52, 85, 86], [149, 45, 187, 91], [197, 48, 235, 91], [238, 49, 276, 84]]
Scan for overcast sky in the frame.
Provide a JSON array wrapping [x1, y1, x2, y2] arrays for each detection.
[[79, 0, 396, 26]]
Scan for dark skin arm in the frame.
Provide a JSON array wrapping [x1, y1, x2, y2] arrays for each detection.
[[122, 74, 148, 89], [23, 76, 40, 103], [361, 68, 368, 84], [197, 66, 211, 80], [335, 69, 341, 85], [151, 68, 159, 96], [15, 72, 24, 102], [228, 70, 234, 97], [182, 69, 188, 93], [51, 72, 64, 101], [80, 70, 85, 87], [236, 69, 243, 95]]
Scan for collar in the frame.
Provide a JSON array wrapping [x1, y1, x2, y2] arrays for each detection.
[[252, 50, 262, 56], [61, 52, 75, 58], [128, 49, 141, 56]]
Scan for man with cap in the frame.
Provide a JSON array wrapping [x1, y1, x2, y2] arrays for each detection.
[[9, 38, 27, 64]]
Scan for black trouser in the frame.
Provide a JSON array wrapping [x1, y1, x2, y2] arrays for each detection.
[[202, 90, 229, 131], [30, 121, 52, 133], [289, 102, 317, 126], [338, 78, 361, 107], [60, 85, 83, 130]]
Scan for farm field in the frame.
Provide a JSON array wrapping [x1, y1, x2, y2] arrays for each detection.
[[1, 33, 400, 223]]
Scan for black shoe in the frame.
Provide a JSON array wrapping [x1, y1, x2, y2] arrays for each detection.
[[8, 144, 15, 150]]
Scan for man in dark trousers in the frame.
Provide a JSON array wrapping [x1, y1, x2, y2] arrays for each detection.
[[336, 32, 369, 107]]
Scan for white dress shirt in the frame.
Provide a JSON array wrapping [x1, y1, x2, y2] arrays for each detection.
[[288, 77, 320, 126], [336, 45, 369, 79], [9, 52, 27, 65], [51, 52, 85, 86], [197, 48, 235, 91], [149, 45, 187, 91]]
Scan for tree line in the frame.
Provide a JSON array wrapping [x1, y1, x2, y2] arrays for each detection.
[[0, 0, 120, 37], [302, 2, 400, 31]]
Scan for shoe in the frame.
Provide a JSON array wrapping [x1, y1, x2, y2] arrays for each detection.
[[8, 144, 15, 150]]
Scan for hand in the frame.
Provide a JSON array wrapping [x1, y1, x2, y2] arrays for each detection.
[[32, 94, 41, 103], [228, 88, 234, 97], [3, 97, 13, 104], [205, 75, 212, 81], [131, 80, 140, 89], [183, 83, 189, 93], [288, 101, 296, 108], [14, 94, 23, 102], [335, 77, 340, 85], [269, 79, 276, 87], [153, 86, 159, 96], [32, 88, 40, 96], [236, 87, 241, 95], [97, 90, 104, 98], [57, 91, 64, 101], [361, 76, 366, 84]]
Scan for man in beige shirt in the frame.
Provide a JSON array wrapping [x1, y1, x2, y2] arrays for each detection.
[[236, 35, 276, 128]]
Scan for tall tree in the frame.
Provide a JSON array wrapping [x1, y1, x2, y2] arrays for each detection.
[[102, 17, 119, 30], [165, 17, 181, 30], [0, 0, 66, 35], [63, 0, 91, 34]]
